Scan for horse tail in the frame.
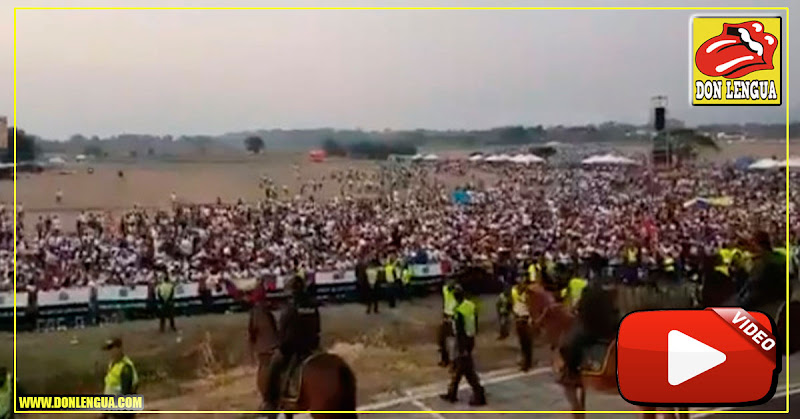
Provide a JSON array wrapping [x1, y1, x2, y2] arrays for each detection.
[[337, 357, 358, 416]]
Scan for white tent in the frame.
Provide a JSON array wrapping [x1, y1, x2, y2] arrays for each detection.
[[411, 154, 425, 161], [748, 158, 782, 170], [510, 154, 545, 164], [783, 157, 800, 168], [48, 156, 66, 165], [484, 154, 505, 162], [468, 154, 485, 162], [75, 154, 87, 162], [423, 154, 439, 161], [581, 154, 639, 165]]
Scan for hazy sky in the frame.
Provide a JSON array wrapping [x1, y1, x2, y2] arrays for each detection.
[[1, 0, 795, 139]]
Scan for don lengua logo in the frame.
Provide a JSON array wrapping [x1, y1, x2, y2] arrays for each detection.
[[692, 17, 781, 105]]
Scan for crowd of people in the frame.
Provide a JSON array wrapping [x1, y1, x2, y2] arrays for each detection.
[[1, 158, 796, 293]]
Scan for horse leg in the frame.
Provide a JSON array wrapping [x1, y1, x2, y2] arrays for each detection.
[[562, 384, 584, 418]]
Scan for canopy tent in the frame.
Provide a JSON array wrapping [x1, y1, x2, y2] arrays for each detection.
[[748, 158, 782, 170], [48, 156, 66, 165], [484, 154, 506, 162], [784, 157, 800, 168], [581, 154, 639, 165], [423, 153, 439, 161], [411, 154, 425, 161], [509, 154, 545, 164], [468, 154, 485, 162], [75, 154, 87, 162]]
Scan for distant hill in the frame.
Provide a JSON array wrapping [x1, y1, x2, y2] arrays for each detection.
[[36, 121, 799, 157]]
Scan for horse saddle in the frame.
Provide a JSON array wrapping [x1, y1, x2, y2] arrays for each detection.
[[579, 339, 615, 375], [279, 351, 322, 408]]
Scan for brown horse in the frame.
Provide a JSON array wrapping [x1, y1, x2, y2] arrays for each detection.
[[525, 283, 687, 419], [277, 352, 358, 419]]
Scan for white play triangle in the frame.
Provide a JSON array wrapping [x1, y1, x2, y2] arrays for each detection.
[[667, 330, 727, 386]]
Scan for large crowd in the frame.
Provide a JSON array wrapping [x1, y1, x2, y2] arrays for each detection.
[[1, 158, 796, 292]]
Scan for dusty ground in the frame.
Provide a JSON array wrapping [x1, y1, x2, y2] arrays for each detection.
[[2, 294, 540, 418]]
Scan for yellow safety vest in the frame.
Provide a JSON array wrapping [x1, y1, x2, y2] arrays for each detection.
[[104, 356, 139, 396], [366, 268, 378, 286], [401, 268, 412, 285], [384, 263, 396, 283], [511, 285, 529, 317], [0, 372, 10, 419], [663, 257, 675, 272], [157, 281, 175, 301], [561, 277, 588, 309], [527, 263, 542, 282], [626, 248, 638, 264], [453, 300, 477, 337], [719, 248, 735, 266], [442, 285, 457, 316]]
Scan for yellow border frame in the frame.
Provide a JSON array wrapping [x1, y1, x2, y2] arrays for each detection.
[[11, 5, 791, 415]]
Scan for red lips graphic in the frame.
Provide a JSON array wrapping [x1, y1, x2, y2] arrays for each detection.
[[696, 21, 778, 78]]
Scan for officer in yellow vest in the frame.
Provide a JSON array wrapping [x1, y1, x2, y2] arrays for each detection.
[[384, 257, 398, 308], [511, 278, 533, 371], [156, 273, 176, 333], [438, 280, 458, 367], [561, 275, 588, 311], [102, 338, 139, 418], [495, 286, 511, 340], [365, 261, 380, 315], [400, 264, 413, 300], [439, 286, 486, 406], [527, 256, 543, 284], [156, 267, 175, 333]]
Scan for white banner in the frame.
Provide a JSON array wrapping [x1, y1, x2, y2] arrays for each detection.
[[97, 285, 149, 302], [0, 292, 28, 309], [410, 263, 441, 278], [38, 287, 91, 307], [174, 282, 199, 299], [315, 270, 357, 285]]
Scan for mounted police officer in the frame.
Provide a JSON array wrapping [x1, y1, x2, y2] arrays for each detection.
[[738, 231, 786, 317], [263, 276, 321, 417], [558, 279, 618, 382]]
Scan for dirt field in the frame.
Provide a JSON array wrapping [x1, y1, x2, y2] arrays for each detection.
[[2, 294, 537, 417], [2, 140, 795, 222]]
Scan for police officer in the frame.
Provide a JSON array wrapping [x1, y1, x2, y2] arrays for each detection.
[[439, 286, 486, 406], [264, 277, 321, 417], [738, 231, 786, 315], [400, 263, 413, 300], [102, 338, 139, 419], [559, 281, 617, 382], [384, 256, 398, 308], [365, 260, 380, 314], [511, 278, 532, 371], [495, 286, 511, 340], [438, 279, 458, 367], [156, 270, 176, 333]]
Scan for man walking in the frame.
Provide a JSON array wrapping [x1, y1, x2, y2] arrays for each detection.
[[101, 338, 139, 419], [511, 278, 533, 371], [439, 286, 486, 406]]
